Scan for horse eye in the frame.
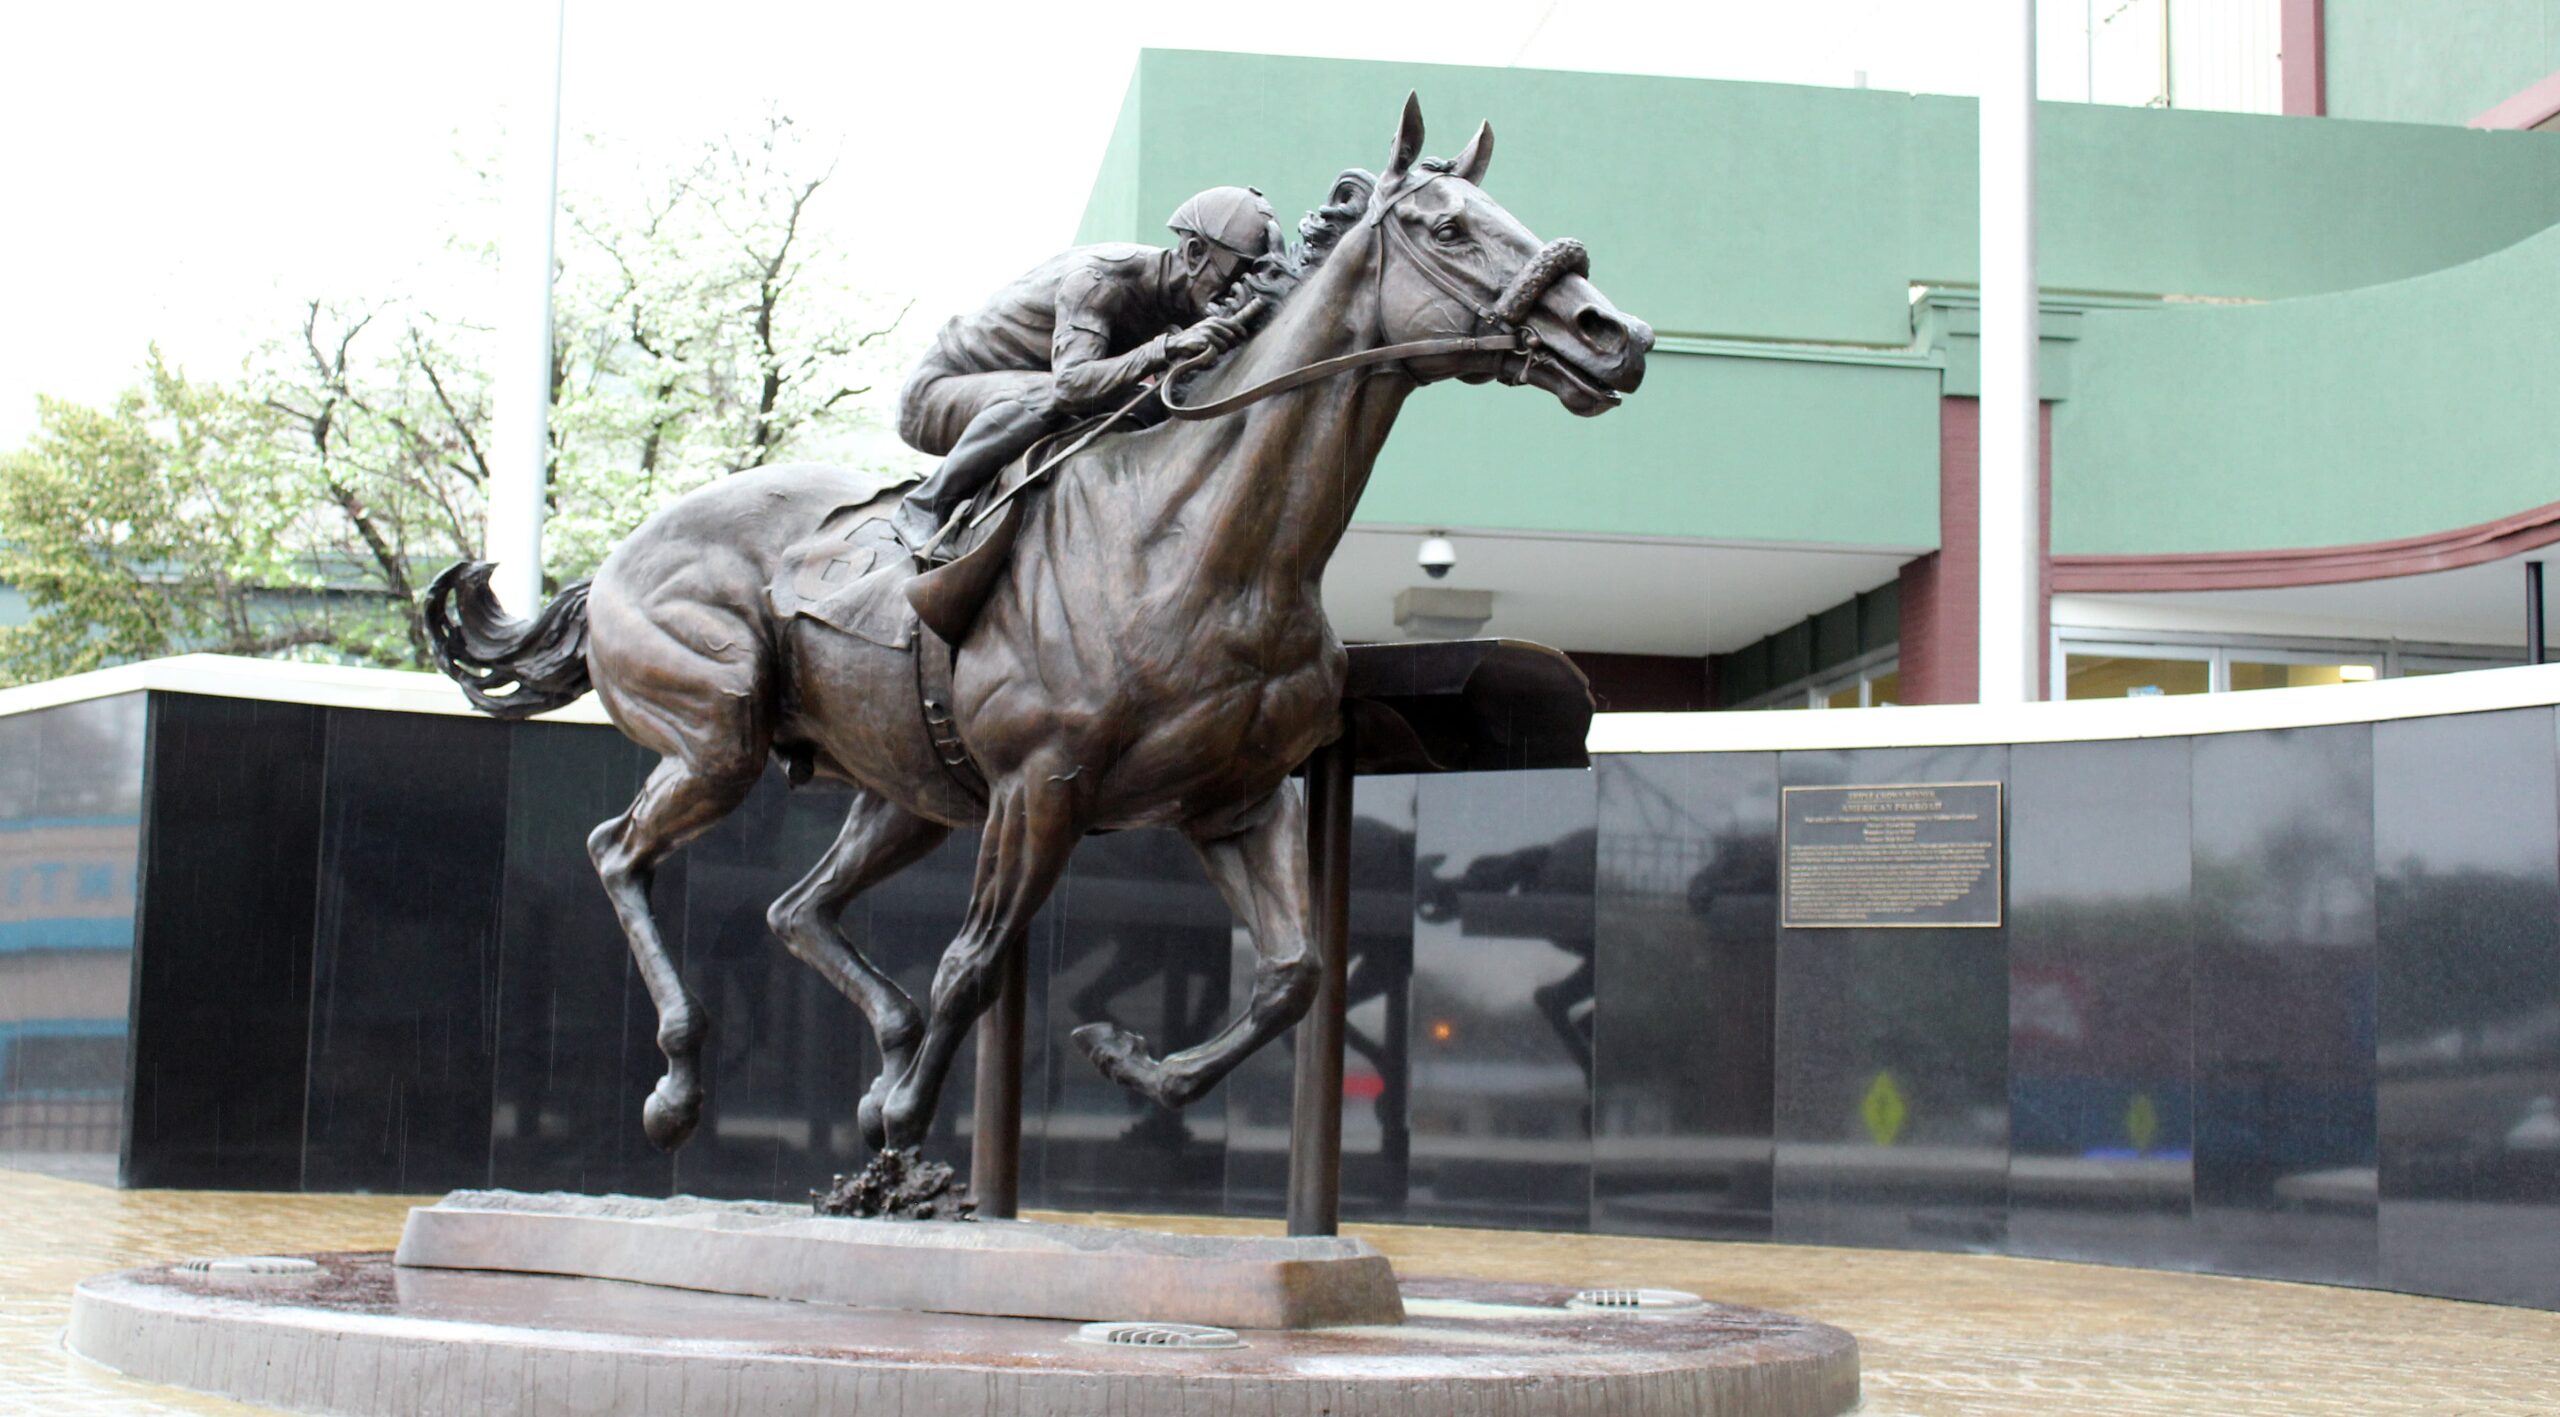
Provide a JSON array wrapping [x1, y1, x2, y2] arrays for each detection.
[[1433, 219, 1465, 245]]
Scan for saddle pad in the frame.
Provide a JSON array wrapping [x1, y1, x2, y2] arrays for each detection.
[[769, 508, 915, 650]]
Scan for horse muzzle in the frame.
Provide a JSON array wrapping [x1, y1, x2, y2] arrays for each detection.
[[1517, 281, 1651, 415]]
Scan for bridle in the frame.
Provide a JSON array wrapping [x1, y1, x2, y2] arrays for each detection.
[[1158, 170, 1598, 420]]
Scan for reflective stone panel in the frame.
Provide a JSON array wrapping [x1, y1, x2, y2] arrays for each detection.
[[2190, 726, 2377, 1288], [489, 722, 675, 1197], [1405, 769, 1596, 1230], [303, 709, 510, 1193], [2006, 738, 2198, 1267], [1040, 828, 1229, 1214], [126, 693, 323, 1190], [671, 774, 884, 1203], [2373, 709, 2560, 1308], [1774, 745, 2009, 1252], [841, 827, 1038, 1200], [1223, 775, 1421, 1222], [0, 696, 146, 1184], [1593, 753, 1777, 1239]]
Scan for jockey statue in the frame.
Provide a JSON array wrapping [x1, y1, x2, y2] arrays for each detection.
[[889, 186, 1281, 555]]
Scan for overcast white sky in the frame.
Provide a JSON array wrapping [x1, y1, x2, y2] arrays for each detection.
[[0, 0, 2144, 448]]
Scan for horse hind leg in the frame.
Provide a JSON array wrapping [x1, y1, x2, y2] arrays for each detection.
[[1073, 784, 1318, 1109], [764, 790, 947, 1149], [589, 750, 764, 1151]]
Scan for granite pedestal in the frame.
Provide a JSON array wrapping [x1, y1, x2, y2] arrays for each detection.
[[69, 1252, 1861, 1417]]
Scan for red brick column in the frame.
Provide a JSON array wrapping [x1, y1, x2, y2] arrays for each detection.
[[1899, 396, 2051, 704], [2282, 0, 2325, 117]]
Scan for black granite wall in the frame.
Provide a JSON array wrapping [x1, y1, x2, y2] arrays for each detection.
[[0, 695, 145, 1185], [55, 689, 2560, 1310]]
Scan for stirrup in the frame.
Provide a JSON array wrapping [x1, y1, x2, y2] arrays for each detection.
[[889, 502, 950, 563]]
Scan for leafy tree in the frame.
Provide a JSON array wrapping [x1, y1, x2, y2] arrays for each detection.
[[545, 114, 909, 576], [0, 112, 911, 686], [0, 352, 340, 680]]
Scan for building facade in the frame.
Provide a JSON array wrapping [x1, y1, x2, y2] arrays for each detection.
[[1071, 30, 2560, 710]]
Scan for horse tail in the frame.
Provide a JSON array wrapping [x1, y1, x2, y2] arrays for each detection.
[[423, 560, 595, 719]]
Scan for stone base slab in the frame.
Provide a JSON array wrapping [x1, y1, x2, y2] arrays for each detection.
[[393, 1189, 1404, 1330], [69, 1253, 1862, 1417]]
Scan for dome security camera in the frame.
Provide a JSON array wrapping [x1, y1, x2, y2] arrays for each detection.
[[1417, 534, 1456, 580]]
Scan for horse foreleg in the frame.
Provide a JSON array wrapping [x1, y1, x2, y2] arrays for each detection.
[[872, 764, 1084, 1150], [1072, 785, 1318, 1109], [589, 753, 762, 1151], [767, 790, 947, 1148]]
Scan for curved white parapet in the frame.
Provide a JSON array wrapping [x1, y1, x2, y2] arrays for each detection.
[[22, 653, 2560, 756], [0, 652, 612, 724], [1592, 662, 2560, 755]]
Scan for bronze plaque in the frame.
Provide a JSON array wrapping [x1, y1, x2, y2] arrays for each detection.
[[1781, 782, 2003, 929]]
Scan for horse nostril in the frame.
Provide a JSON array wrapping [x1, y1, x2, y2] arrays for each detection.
[[1575, 305, 1626, 354]]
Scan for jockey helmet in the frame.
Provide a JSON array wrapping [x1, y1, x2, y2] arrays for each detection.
[[1167, 186, 1279, 260]]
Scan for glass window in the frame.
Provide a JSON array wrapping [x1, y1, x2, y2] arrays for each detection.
[[2399, 654, 2522, 678], [1867, 669, 1901, 706], [2229, 660, 2377, 691], [1824, 680, 1861, 709], [2066, 653, 2210, 699]]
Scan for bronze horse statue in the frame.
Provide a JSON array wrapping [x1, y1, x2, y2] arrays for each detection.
[[425, 96, 1650, 1156]]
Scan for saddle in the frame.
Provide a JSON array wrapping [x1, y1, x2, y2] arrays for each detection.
[[764, 411, 1092, 651], [904, 406, 1133, 643], [764, 418, 1113, 807], [765, 505, 915, 650]]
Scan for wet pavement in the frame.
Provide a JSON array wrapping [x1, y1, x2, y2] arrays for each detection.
[[5, 1166, 2557, 1415]]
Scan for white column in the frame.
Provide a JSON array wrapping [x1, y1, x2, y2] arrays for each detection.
[[1978, 0, 2042, 704], [486, 0, 566, 615]]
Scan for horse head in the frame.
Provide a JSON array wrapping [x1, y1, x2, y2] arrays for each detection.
[[1359, 93, 1652, 416]]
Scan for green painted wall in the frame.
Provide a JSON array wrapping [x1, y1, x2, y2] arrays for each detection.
[[2058, 219, 2560, 554], [1079, 50, 2560, 553], [1074, 70, 1145, 247], [1362, 356, 1940, 547], [1092, 50, 2560, 345], [2327, 0, 2560, 126]]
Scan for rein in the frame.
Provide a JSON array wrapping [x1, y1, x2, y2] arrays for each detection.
[[1156, 324, 1525, 419]]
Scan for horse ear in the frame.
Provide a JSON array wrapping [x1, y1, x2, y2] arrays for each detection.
[[1386, 91, 1424, 179], [1452, 121, 1493, 185]]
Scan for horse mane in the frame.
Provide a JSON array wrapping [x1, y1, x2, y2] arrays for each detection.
[[1119, 169, 1378, 420], [1204, 169, 1378, 328]]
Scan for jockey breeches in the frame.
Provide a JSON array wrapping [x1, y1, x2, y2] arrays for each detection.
[[897, 357, 1057, 458]]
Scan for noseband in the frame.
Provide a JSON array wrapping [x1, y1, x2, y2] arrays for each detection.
[[1159, 172, 1595, 420]]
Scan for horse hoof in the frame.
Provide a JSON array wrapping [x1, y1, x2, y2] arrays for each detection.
[[1071, 1022, 1157, 1090], [642, 1080, 700, 1152]]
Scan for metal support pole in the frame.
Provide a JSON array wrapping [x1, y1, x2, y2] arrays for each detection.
[[1977, 0, 2042, 704], [2530, 561, 2547, 665], [1286, 712, 1355, 1237], [969, 936, 1027, 1219], [486, 0, 565, 614]]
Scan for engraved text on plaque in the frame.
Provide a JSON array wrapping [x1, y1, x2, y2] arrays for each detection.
[[1782, 782, 2003, 928]]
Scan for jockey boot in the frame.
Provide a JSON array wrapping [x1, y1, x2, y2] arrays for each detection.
[[892, 397, 1057, 561], [889, 496, 945, 560]]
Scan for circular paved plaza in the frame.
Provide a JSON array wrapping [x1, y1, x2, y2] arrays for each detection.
[[4, 1167, 2554, 1415]]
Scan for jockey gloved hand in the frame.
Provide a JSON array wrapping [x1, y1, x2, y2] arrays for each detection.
[[1166, 313, 1249, 364]]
